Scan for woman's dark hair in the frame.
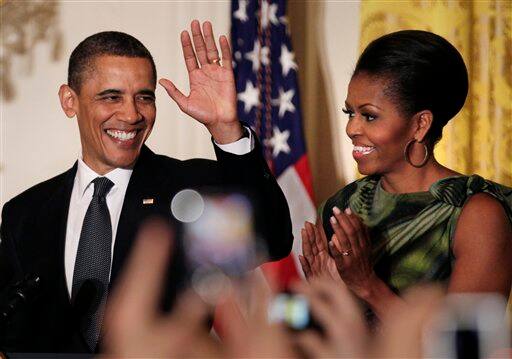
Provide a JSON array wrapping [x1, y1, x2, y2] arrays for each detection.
[[354, 30, 468, 145]]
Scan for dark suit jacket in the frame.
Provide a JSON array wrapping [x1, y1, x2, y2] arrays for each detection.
[[0, 141, 292, 353]]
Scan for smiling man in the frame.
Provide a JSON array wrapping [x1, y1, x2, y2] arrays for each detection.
[[61, 55, 157, 174], [0, 22, 292, 353]]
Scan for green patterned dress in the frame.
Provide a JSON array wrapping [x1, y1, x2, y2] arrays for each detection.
[[321, 175, 512, 294]]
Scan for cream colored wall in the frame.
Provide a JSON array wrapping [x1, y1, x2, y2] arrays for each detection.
[[0, 1, 360, 207], [321, 1, 360, 185]]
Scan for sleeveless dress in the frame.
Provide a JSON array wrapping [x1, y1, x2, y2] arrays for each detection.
[[321, 175, 512, 294]]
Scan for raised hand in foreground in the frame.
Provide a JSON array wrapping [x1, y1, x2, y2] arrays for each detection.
[[292, 275, 367, 357], [217, 272, 296, 358], [101, 219, 218, 357]]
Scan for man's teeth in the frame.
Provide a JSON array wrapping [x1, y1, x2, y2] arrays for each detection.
[[353, 145, 375, 154], [106, 130, 137, 141]]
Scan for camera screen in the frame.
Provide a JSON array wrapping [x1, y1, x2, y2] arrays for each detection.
[[268, 293, 311, 330]]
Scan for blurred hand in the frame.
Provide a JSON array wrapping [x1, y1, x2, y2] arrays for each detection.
[[299, 221, 341, 283], [292, 275, 367, 357], [293, 277, 444, 358], [101, 219, 217, 357], [159, 20, 242, 144], [218, 272, 296, 358], [372, 286, 444, 357]]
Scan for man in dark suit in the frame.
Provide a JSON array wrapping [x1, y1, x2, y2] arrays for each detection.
[[0, 21, 292, 353]]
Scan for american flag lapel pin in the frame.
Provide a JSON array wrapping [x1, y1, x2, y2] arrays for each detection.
[[142, 198, 154, 205]]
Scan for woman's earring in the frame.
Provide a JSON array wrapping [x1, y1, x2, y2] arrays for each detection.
[[404, 139, 429, 168]]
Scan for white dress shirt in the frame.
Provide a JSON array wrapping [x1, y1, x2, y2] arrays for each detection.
[[64, 130, 254, 295]]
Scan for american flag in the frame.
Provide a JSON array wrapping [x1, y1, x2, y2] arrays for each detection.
[[231, 0, 317, 288]]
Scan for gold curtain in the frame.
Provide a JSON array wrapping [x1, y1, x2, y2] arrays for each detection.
[[360, 0, 512, 186]]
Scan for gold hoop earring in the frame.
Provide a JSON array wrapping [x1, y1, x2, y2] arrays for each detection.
[[404, 139, 429, 168]]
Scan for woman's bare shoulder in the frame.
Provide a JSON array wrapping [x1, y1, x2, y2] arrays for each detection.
[[454, 192, 512, 252]]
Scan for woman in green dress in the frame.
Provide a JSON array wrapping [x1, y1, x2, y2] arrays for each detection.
[[299, 30, 512, 320]]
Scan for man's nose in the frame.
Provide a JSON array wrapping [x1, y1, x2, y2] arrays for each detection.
[[119, 99, 142, 123]]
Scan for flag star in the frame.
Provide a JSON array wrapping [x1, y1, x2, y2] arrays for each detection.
[[234, 0, 249, 22], [280, 45, 298, 76], [261, 1, 279, 29], [265, 126, 291, 157], [272, 87, 296, 118], [245, 40, 270, 72], [237, 80, 260, 113], [280, 16, 290, 35]]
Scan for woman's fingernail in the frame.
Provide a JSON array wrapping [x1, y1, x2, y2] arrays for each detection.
[[345, 207, 352, 215], [330, 216, 337, 224], [332, 206, 341, 215]]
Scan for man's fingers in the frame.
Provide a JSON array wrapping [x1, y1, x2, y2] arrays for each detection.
[[248, 271, 274, 325], [180, 30, 198, 72], [219, 35, 233, 70], [191, 19, 208, 65], [308, 276, 361, 320], [163, 290, 208, 334], [202, 21, 220, 63], [106, 219, 173, 326], [294, 279, 343, 341], [375, 286, 444, 357], [160, 303, 204, 353], [159, 79, 188, 111], [295, 331, 328, 358], [216, 291, 249, 356]]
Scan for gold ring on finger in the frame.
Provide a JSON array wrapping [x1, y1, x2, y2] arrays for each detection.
[[212, 58, 221, 66], [341, 249, 352, 256]]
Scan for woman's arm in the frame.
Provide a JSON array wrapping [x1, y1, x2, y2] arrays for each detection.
[[448, 193, 512, 296]]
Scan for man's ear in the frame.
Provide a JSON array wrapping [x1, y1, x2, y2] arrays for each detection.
[[58, 84, 78, 118], [413, 110, 433, 143]]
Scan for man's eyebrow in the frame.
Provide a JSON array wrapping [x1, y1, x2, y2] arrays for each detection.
[[96, 89, 123, 97], [138, 89, 155, 97]]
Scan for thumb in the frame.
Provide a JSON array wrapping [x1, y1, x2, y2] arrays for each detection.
[[159, 78, 187, 111]]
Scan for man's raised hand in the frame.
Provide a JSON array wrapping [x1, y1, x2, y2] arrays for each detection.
[[159, 20, 243, 144]]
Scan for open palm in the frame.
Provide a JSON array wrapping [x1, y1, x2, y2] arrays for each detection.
[[299, 221, 342, 283], [184, 64, 236, 126], [160, 20, 241, 143]]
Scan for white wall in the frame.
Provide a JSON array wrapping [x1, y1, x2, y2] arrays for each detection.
[[0, 1, 360, 207]]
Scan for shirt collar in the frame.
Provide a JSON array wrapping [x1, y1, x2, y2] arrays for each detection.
[[76, 158, 133, 198]]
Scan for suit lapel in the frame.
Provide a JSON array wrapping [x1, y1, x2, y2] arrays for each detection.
[[109, 146, 164, 290]]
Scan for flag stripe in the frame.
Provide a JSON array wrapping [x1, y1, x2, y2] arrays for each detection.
[[232, 0, 315, 290]]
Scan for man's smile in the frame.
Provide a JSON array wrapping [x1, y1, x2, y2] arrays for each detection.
[[106, 129, 138, 141]]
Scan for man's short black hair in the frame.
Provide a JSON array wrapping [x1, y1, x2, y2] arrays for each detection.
[[68, 31, 157, 92]]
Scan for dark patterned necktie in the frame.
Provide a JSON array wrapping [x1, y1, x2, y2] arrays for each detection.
[[71, 176, 114, 352]]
